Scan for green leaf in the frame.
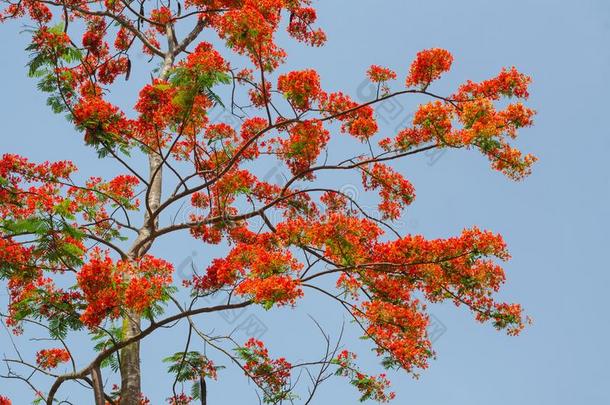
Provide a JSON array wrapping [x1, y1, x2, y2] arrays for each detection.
[[3, 217, 48, 235]]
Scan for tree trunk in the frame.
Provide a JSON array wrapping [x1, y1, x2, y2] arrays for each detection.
[[120, 153, 164, 404], [119, 311, 142, 405], [119, 27, 174, 403]]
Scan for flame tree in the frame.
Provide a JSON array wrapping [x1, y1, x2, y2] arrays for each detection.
[[0, 1, 536, 404]]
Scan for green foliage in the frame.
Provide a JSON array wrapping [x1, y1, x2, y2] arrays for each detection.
[[91, 324, 124, 372], [168, 66, 231, 112], [143, 285, 177, 319], [26, 24, 82, 116], [164, 350, 222, 400]]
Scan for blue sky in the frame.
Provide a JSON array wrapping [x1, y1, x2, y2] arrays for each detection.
[[1, 0, 610, 404]]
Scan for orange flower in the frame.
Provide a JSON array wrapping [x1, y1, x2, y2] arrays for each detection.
[[406, 48, 453, 88]]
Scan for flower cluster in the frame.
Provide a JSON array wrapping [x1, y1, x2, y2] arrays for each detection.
[[334, 350, 396, 403], [362, 163, 416, 220], [167, 394, 193, 405], [190, 237, 303, 309], [280, 120, 330, 177], [31, 26, 70, 52], [455, 66, 531, 100], [286, 5, 326, 46], [133, 79, 180, 147], [379, 54, 536, 180], [322, 92, 378, 140], [359, 300, 431, 372], [77, 250, 120, 327], [277, 69, 323, 112], [150, 7, 173, 32], [276, 214, 384, 266], [405, 48, 454, 88], [2, 0, 52, 22], [72, 96, 132, 147], [367, 65, 397, 83], [238, 338, 293, 403], [183, 41, 229, 74], [35, 348, 71, 370], [77, 250, 174, 327], [208, 0, 325, 70], [214, 0, 286, 70]]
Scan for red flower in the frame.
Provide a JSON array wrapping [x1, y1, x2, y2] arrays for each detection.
[[280, 120, 330, 177], [36, 348, 71, 370], [455, 66, 532, 100], [240, 338, 293, 401], [406, 48, 454, 88], [182, 41, 229, 73], [77, 250, 174, 327], [362, 163, 416, 220], [286, 6, 326, 46], [367, 65, 397, 82], [277, 69, 324, 112], [72, 96, 131, 146], [322, 92, 378, 140], [150, 7, 173, 33], [167, 393, 193, 405]]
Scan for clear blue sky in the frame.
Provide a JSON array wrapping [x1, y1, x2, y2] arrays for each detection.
[[1, 0, 609, 404]]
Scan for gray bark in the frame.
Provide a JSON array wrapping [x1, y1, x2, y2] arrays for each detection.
[[119, 23, 177, 405], [120, 153, 164, 405]]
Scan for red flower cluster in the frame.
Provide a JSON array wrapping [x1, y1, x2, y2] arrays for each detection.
[[236, 275, 303, 309], [455, 66, 531, 100], [406, 48, 454, 88], [36, 348, 71, 370], [77, 249, 174, 327], [360, 300, 430, 372], [183, 41, 229, 74], [381, 62, 536, 179], [31, 26, 70, 52], [167, 393, 192, 405], [362, 163, 416, 220], [114, 27, 133, 51], [82, 24, 106, 57], [150, 7, 173, 32], [241, 338, 292, 402], [191, 237, 303, 308], [335, 350, 396, 403], [286, 5, 326, 46], [367, 65, 397, 83], [276, 214, 384, 266], [322, 92, 378, 140], [0, 395, 11, 405], [72, 96, 131, 146], [280, 120, 330, 177], [277, 69, 323, 112], [133, 79, 180, 147], [77, 249, 121, 327], [214, 0, 286, 70], [1, 0, 52, 22], [239, 117, 268, 159], [101, 175, 140, 204]]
